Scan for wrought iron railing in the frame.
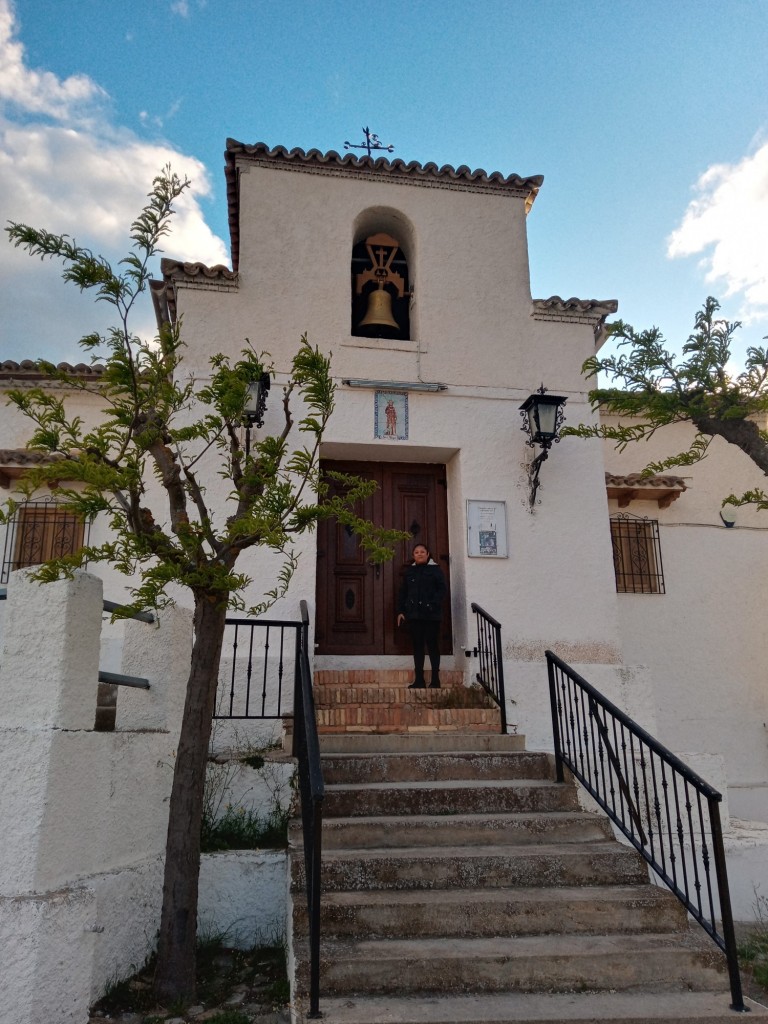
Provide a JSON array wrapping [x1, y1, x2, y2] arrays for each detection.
[[1, 498, 91, 583], [215, 614, 300, 719], [470, 602, 507, 733], [609, 513, 665, 594], [546, 650, 745, 1012], [293, 600, 324, 1018], [215, 602, 324, 1015]]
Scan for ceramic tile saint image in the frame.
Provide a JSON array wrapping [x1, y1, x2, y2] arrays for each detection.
[[374, 391, 408, 440]]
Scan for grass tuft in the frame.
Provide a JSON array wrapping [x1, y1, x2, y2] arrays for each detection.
[[201, 804, 289, 852]]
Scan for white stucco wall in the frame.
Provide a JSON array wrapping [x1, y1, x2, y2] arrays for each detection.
[[601, 417, 768, 822]]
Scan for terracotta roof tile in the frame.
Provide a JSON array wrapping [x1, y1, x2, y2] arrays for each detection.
[[0, 449, 64, 466], [532, 296, 619, 322], [224, 139, 544, 273], [606, 472, 687, 509], [152, 260, 237, 325], [605, 472, 687, 489], [0, 360, 106, 381]]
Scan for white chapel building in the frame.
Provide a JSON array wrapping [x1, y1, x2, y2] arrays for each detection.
[[3, 139, 768, 917]]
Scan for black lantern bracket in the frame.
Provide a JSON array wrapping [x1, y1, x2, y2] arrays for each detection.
[[519, 385, 567, 510], [242, 371, 271, 459]]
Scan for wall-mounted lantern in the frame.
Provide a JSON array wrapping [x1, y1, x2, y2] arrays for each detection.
[[519, 385, 567, 509], [243, 371, 271, 458]]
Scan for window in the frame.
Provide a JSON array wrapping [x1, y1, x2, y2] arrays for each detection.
[[1, 499, 87, 583], [609, 514, 665, 594], [351, 232, 410, 339]]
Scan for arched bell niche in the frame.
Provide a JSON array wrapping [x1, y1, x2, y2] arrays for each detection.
[[351, 207, 415, 340]]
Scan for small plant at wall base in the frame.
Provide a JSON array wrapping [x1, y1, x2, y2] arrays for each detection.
[[738, 891, 768, 996], [201, 804, 289, 852], [3, 169, 405, 1002], [202, 728, 292, 850], [565, 296, 768, 509]]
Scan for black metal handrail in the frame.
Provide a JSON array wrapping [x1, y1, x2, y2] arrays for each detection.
[[546, 650, 746, 1012], [470, 602, 507, 733], [293, 600, 324, 1018], [97, 669, 150, 689]]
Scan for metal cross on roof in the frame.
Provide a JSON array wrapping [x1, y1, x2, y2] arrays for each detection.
[[344, 126, 394, 158]]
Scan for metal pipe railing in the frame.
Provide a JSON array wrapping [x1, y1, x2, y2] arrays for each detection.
[[98, 670, 149, 689]]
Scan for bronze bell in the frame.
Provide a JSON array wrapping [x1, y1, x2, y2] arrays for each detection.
[[358, 286, 399, 330]]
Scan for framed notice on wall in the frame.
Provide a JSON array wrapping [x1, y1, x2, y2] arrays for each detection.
[[466, 499, 508, 558]]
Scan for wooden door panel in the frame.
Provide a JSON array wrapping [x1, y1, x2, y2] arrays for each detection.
[[315, 471, 381, 654], [316, 461, 452, 656], [385, 466, 452, 655]]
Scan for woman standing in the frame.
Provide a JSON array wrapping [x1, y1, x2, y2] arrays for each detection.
[[396, 543, 447, 689]]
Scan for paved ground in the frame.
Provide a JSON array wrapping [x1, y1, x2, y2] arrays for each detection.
[[87, 946, 292, 1024]]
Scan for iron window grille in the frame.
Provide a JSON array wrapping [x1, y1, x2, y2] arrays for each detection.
[[609, 513, 665, 594], [1, 498, 90, 583]]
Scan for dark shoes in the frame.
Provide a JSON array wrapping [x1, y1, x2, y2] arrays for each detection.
[[408, 675, 440, 689]]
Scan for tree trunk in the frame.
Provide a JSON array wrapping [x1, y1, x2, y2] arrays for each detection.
[[692, 413, 768, 476], [154, 594, 228, 1003]]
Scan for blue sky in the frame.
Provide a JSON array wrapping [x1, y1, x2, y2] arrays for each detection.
[[2, 0, 768, 368]]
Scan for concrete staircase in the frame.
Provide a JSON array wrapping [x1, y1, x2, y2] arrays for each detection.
[[289, 673, 766, 1022]]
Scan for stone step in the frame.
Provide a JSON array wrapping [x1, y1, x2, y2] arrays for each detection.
[[315, 669, 467, 688], [310, 810, 613, 849], [292, 841, 648, 892], [321, 751, 554, 784], [310, 991, 768, 1023], [317, 704, 502, 734], [297, 932, 726, 997], [295, 885, 687, 939], [322, 778, 579, 817], [318, 732, 526, 754]]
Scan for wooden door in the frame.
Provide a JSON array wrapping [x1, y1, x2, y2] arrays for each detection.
[[315, 461, 452, 656]]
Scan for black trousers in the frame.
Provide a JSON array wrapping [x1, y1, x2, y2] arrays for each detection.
[[407, 619, 441, 681]]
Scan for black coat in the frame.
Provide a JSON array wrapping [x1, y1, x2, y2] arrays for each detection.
[[397, 562, 446, 622]]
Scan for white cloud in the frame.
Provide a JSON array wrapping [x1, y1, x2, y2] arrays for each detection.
[[0, 0, 228, 363], [667, 143, 768, 325], [0, 0, 106, 122]]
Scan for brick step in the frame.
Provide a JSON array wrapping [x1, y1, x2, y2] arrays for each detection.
[[296, 931, 726, 997], [292, 841, 648, 892], [314, 684, 495, 710], [308, 810, 613, 850], [315, 669, 467, 688], [321, 751, 554, 784], [310, 991, 768, 1023], [322, 778, 579, 817], [295, 885, 687, 939], [317, 704, 502, 734], [318, 732, 526, 754]]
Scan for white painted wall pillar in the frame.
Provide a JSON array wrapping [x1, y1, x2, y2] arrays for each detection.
[[116, 603, 194, 742], [0, 568, 102, 732], [0, 569, 103, 1024]]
